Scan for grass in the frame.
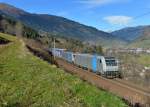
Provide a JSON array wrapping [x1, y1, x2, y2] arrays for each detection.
[[137, 54, 150, 67], [0, 33, 127, 107], [120, 53, 150, 67], [129, 39, 150, 48]]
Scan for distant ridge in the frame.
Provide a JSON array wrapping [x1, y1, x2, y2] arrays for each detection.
[[112, 25, 150, 48], [129, 26, 150, 48], [0, 3, 126, 47], [111, 26, 147, 42]]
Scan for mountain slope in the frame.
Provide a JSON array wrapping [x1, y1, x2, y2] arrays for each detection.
[[0, 14, 40, 38], [0, 3, 125, 47], [111, 26, 147, 42], [112, 25, 150, 48], [129, 26, 150, 48]]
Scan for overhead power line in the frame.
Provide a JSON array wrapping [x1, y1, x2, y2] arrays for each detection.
[[134, 11, 150, 19]]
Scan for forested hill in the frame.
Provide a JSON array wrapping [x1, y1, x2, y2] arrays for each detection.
[[0, 14, 40, 38], [0, 3, 125, 47], [112, 26, 150, 48]]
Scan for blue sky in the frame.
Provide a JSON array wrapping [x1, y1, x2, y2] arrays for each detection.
[[0, 0, 150, 31]]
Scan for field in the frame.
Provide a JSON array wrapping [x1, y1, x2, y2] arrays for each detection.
[[137, 54, 150, 67], [0, 33, 127, 107], [129, 39, 150, 48]]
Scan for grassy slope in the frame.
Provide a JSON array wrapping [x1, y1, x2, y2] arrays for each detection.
[[0, 33, 126, 107], [120, 53, 150, 67], [129, 28, 150, 48], [137, 54, 150, 67], [129, 40, 150, 48]]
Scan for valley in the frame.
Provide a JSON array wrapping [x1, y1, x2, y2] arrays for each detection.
[[0, 2, 150, 107]]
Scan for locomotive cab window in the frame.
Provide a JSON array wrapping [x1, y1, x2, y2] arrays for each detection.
[[105, 60, 117, 66], [99, 59, 102, 63]]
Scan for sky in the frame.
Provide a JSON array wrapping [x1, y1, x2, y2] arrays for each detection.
[[0, 0, 150, 32]]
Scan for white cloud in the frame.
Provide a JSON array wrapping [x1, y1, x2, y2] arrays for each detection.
[[77, 0, 130, 8], [103, 15, 133, 25]]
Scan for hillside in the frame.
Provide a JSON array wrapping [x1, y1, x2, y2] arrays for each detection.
[[39, 36, 104, 54], [0, 3, 125, 47], [0, 33, 126, 107], [0, 14, 104, 54], [0, 14, 40, 38], [111, 26, 148, 42], [129, 26, 150, 48], [112, 25, 150, 48]]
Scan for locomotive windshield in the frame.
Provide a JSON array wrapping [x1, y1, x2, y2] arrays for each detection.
[[105, 59, 117, 66]]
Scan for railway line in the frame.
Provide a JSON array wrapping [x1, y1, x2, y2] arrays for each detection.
[[114, 79, 150, 94], [56, 58, 150, 107]]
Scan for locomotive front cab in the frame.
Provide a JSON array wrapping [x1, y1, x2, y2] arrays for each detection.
[[104, 57, 121, 78]]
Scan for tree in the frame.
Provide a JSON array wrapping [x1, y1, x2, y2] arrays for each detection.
[[15, 21, 23, 37]]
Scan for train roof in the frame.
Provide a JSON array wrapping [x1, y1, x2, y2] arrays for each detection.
[[75, 53, 104, 58], [105, 57, 115, 59], [64, 51, 74, 54], [51, 48, 66, 51]]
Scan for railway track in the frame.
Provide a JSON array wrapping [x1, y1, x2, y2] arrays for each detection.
[[114, 79, 150, 94], [56, 58, 150, 107]]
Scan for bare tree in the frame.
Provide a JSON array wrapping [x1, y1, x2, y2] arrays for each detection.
[[15, 21, 23, 37]]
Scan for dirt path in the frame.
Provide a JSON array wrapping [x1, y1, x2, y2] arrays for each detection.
[[18, 39, 31, 58]]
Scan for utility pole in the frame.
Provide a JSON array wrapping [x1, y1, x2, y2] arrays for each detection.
[[53, 37, 55, 59]]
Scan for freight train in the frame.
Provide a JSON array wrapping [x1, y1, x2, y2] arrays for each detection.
[[51, 48, 122, 78]]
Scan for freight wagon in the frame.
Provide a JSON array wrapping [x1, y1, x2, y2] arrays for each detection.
[[62, 51, 74, 63], [74, 54, 100, 73], [51, 48, 66, 57]]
